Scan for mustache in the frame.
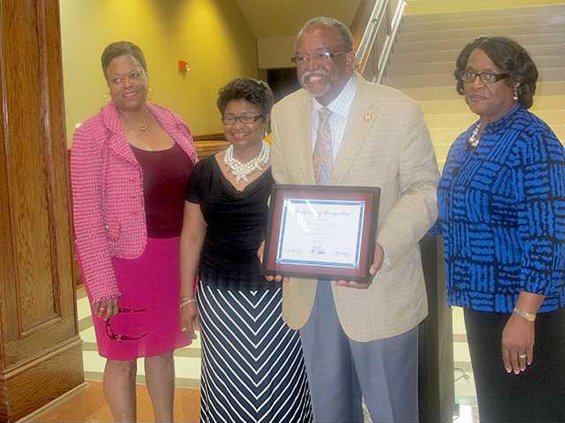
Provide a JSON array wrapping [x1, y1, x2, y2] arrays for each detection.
[[300, 70, 329, 84]]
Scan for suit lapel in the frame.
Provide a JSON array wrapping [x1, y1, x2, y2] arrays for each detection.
[[291, 92, 316, 184], [332, 77, 379, 185]]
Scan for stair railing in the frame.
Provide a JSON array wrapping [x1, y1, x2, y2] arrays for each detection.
[[355, 0, 407, 83]]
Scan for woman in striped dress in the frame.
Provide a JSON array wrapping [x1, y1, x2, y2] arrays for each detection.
[[179, 78, 312, 422]]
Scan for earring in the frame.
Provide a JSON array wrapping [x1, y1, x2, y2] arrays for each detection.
[[147, 86, 152, 102], [513, 86, 519, 101]]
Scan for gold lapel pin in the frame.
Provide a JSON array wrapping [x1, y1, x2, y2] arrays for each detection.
[[363, 112, 374, 122]]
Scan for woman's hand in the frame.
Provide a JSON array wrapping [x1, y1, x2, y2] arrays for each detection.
[[93, 297, 119, 320], [501, 313, 535, 374], [180, 302, 199, 340], [260, 241, 289, 283]]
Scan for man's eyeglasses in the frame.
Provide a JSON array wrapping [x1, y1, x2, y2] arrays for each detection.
[[459, 70, 508, 84], [221, 114, 263, 125], [105, 307, 148, 341], [290, 50, 350, 66]]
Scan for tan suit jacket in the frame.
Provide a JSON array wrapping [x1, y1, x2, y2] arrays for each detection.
[[270, 75, 440, 342]]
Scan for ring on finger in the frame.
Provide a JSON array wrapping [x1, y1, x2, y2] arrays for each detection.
[[518, 353, 527, 359]]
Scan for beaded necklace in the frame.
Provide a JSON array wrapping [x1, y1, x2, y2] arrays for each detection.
[[224, 142, 270, 183], [468, 122, 481, 149]]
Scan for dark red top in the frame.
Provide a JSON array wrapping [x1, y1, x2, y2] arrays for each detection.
[[132, 142, 193, 238]]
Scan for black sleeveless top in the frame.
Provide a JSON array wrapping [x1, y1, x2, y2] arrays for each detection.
[[185, 156, 277, 290]]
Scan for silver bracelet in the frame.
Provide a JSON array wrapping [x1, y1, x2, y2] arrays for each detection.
[[180, 297, 197, 308], [513, 307, 536, 322]]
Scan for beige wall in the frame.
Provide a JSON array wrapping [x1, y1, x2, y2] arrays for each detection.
[[257, 36, 296, 69], [406, 0, 565, 15], [60, 0, 257, 144]]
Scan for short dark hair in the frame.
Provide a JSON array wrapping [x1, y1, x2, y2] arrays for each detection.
[[454, 36, 538, 109], [101, 41, 148, 78], [216, 78, 274, 117], [296, 17, 353, 52]]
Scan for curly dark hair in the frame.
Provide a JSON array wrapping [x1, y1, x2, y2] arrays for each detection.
[[216, 78, 274, 118], [454, 36, 538, 109], [101, 41, 148, 78]]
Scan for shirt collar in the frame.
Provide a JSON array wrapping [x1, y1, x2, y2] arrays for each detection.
[[312, 76, 357, 118]]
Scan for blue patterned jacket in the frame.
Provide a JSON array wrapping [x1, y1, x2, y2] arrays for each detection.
[[438, 105, 565, 313]]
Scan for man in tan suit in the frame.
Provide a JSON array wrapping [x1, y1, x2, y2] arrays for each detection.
[[270, 17, 440, 422]]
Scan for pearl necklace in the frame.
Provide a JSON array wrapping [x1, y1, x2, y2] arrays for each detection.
[[224, 142, 270, 183], [468, 122, 481, 149]]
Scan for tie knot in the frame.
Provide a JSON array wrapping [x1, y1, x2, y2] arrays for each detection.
[[319, 107, 331, 122]]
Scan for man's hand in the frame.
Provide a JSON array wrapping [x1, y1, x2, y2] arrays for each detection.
[[335, 243, 384, 289]]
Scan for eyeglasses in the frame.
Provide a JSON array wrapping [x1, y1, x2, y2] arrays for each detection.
[[105, 307, 148, 341], [459, 70, 508, 84], [221, 114, 263, 125], [109, 70, 145, 86], [290, 50, 350, 66]]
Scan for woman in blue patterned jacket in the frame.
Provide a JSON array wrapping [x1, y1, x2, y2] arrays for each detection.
[[438, 36, 564, 422]]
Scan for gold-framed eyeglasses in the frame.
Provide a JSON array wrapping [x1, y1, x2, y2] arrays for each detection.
[[290, 50, 350, 66], [221, 114, 263, 125], [459, 70, 508, 84]]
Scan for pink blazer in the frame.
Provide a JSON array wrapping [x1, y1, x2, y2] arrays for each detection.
[[70, 102, 198, 305]]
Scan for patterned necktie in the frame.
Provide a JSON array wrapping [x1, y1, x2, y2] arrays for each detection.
[[313, 107, 333, 185]]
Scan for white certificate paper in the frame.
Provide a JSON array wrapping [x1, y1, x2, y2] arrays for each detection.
[[276, 199, 365, 268]]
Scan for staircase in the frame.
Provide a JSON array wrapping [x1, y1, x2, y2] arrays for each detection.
[[382, 4, 565, 168]]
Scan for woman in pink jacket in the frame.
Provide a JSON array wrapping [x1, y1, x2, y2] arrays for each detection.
[[70, 41, 198, 422]]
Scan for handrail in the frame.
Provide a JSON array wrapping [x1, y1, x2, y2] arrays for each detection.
[[355, 0, 407, 84], [355, 0, 388, 71], [375, 0, 406, 83]]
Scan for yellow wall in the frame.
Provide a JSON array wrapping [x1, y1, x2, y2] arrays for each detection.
[[406, 0, 565, 15], [60, 0, 257, 144]]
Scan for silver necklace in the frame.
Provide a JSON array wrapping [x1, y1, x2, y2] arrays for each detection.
[[224, 142, 270, 183], [468, 122, 481, 149]]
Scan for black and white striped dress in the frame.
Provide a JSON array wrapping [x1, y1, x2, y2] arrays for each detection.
[[198, 281, 312, 422], [186, 157, 312, 422]]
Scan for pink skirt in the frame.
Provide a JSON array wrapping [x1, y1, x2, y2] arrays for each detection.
[[92, 237, 190, 360]]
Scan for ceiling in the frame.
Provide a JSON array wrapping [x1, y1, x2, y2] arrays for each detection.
[[234, 0, 361, 38]]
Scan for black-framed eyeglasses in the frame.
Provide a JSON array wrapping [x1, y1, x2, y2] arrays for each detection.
[[221, 114, 263, 125], [290, 50, 350, 66], [459, 70, 508, 84], [105, 307, 148, 341]]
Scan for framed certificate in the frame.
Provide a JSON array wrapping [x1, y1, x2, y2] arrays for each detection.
[[262, 184, 380, 282]]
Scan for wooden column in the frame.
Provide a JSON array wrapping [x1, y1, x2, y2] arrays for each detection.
[[0, 1, 84, 421]]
